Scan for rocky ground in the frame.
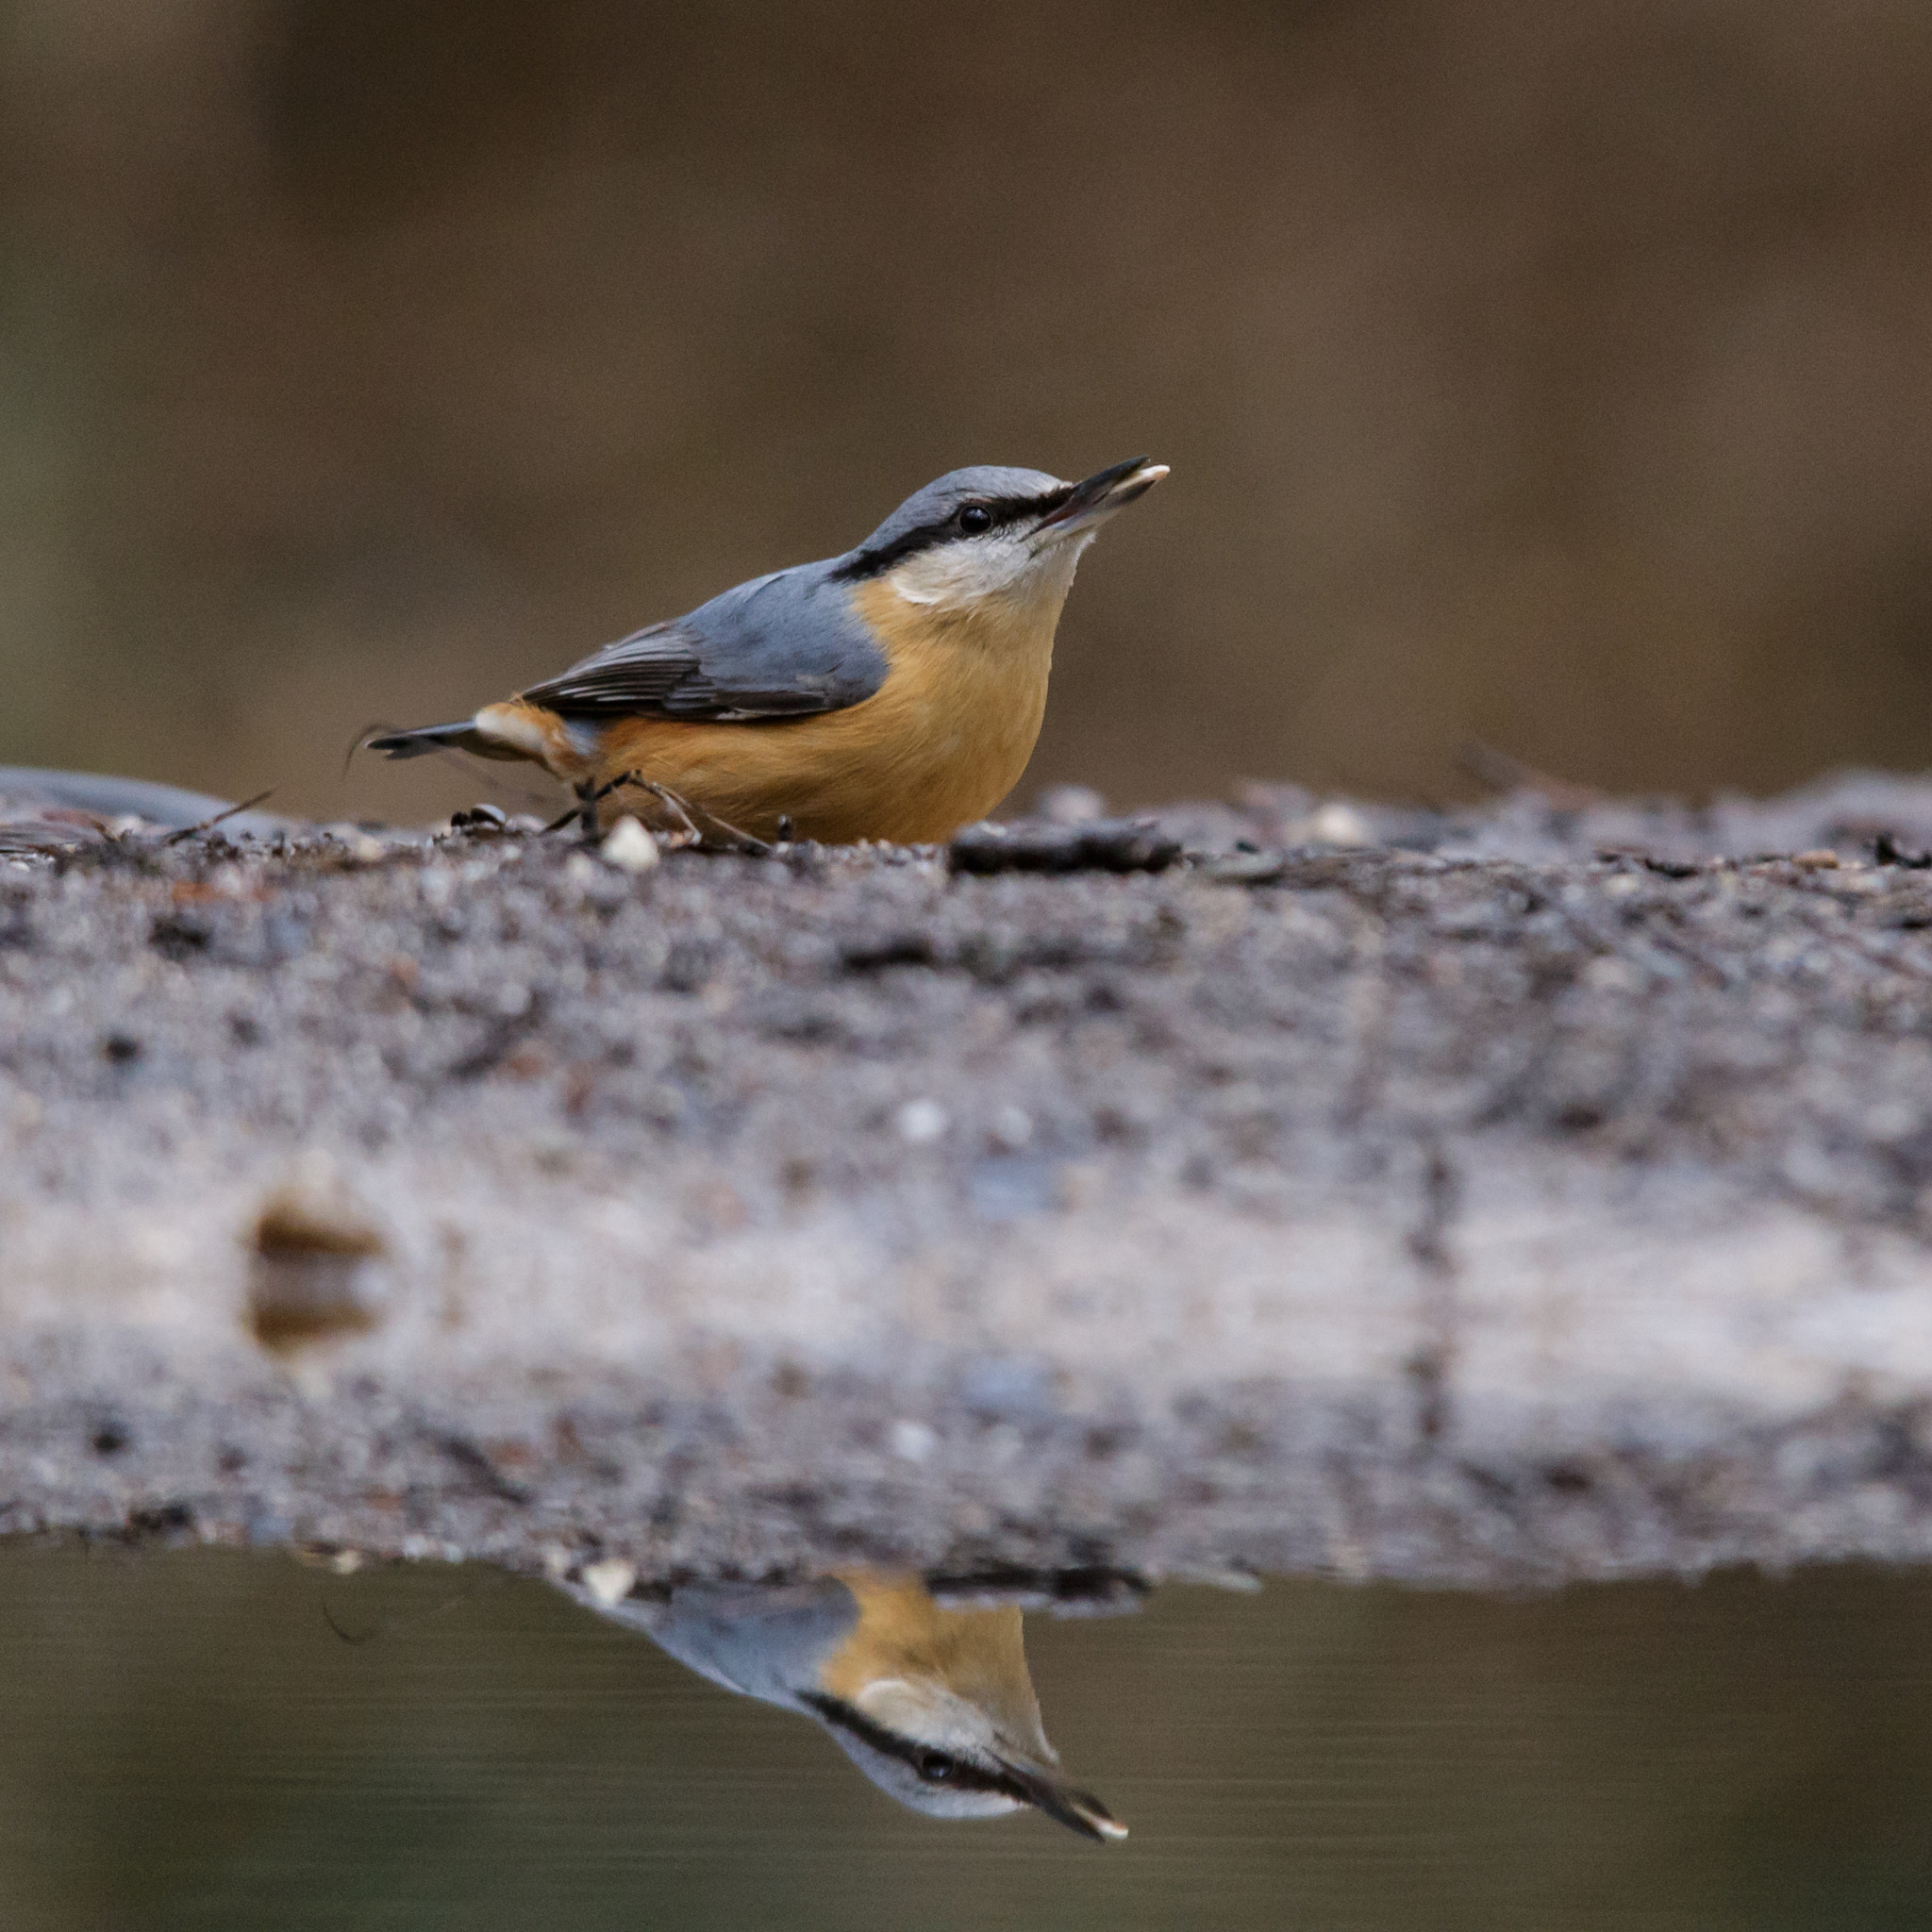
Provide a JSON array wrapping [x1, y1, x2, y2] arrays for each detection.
[[8, 768, 1932, 1589]]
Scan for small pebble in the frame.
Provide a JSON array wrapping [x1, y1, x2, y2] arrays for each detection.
[[582, 1557, 638, 1606], [1038, 784, 1108, 824], [895, 1098, 949, 1144], [601, 816, 659, 873], [1306, 801, 1374, 848]]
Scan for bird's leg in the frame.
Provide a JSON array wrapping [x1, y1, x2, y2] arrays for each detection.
[[586, 772, 699, 851], [542, 779, 601, 837], [643, 783, 771, 857], [633, 781, 706, 851], [549, 770, 656, 840], [552, 769, 767, 857]]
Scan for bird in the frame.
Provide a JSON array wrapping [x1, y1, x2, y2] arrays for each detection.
[[366, 457, 1168, 844], [558, 1566, 1127, 1840]]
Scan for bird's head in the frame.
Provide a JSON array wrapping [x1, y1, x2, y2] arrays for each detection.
[[833, 458, 1168, 619], [803, 1674, 1127, 1840], [804, 1577, 1126, 1841]]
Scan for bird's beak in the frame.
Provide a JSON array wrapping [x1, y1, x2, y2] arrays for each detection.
[[1033, 456, 1169, 543], [998, 1755, 1129, 1842]]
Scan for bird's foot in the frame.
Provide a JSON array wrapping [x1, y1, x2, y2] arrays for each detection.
[[594, 774, 771, 856]]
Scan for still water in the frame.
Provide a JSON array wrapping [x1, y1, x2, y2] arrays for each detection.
[[3, 1543, 1931, 1929]]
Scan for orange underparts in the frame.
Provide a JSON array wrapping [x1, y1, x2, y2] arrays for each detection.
[[485, 580, 1062, 843]]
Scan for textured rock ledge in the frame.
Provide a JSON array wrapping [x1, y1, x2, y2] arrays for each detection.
[[8, 772, 1932, 1587]]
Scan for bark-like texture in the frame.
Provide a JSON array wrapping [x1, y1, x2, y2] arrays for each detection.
[[8, 773, 1932, 1587]]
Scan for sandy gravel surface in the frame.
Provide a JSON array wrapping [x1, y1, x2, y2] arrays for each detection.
[[8, 772, 1932, 1586]]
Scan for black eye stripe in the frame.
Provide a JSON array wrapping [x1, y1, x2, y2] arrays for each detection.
[[801, 1692, 1029, 1802], [830, 486, 1074, 583]]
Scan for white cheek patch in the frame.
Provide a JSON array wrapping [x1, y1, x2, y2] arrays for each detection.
[[886, 534, 1090, 612], [887, 539, 1020, 608]]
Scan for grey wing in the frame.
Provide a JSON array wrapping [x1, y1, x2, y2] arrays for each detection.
[[644, 1580, 861, 1709], [519, 564, 889, 724], [556, 1575, 859, 1712]]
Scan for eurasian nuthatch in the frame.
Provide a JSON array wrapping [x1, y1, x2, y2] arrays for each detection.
[[368, 458, 1168, 843], [560, 1569, 1125, 1840]]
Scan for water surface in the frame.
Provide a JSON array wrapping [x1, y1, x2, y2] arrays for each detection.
[[3, 1544, 1930, 1929]]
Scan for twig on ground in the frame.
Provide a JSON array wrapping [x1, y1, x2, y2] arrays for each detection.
[[162, 790, 276, 847]]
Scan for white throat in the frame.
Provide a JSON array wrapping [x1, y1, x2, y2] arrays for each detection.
[[884, 531, 1094, 614]]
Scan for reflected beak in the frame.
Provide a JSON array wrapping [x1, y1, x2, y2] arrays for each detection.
[[1033, 456, 1169, 543], [999, 1755, 1129, 1842]]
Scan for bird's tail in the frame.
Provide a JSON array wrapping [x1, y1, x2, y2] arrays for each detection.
[[362, 721, 494, 761]]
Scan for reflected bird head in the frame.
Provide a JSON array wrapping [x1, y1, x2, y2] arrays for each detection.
[[803, 1574, 1127, 1841]]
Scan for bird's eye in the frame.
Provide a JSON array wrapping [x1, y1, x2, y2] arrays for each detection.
[[957, 505, 992, 534], [916, 1750, 955, 1783]]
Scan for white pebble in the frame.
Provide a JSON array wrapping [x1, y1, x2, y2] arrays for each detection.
[[582, 1557, 638, 1607], [1307, 801, 1374, 848], [600, 816, 659, 873], [895, 1098, 949, 1144], [890, 1419, 938, 1464], [1038, 783, 1107, 824]]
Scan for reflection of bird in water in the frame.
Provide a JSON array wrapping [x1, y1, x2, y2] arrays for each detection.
[[559, 1568, 1126, 1840]]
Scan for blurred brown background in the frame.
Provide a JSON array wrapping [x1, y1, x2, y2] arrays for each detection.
[[3, 0, 1930, 825]]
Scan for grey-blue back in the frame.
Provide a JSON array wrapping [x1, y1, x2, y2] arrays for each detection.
[[581, 1578, 861, 1712]]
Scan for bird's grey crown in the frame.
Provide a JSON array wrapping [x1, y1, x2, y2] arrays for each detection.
[[843, 465, 1067, 558]]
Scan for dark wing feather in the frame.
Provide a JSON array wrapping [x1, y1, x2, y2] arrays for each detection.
[[519, 565, 889, 724], [519, 623, 741, 718]]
